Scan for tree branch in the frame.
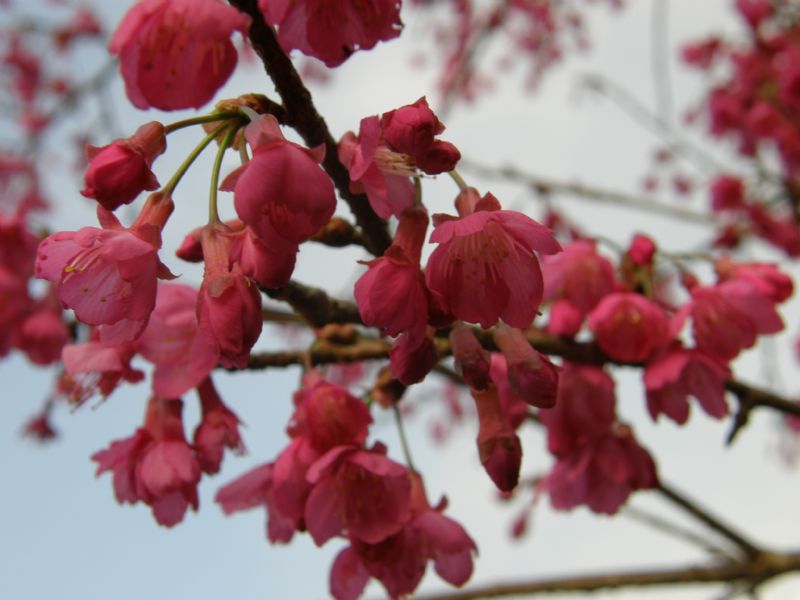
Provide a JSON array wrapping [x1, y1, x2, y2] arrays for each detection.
[[227, 0, 392, 256], [414, 552, 800, 600]]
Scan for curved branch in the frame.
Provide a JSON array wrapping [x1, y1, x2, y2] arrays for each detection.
[[227, 0, 392, 256]]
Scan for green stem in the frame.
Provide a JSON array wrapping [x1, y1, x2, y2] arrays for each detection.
[[162, 122, 230, 196], [208, 123, 241, 224], [164, 112, 242, 134], [239, 140, 250, 165], [393, 404, 417, 472], [449, 169, 468, 191]]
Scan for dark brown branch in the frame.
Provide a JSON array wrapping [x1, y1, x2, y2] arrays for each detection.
[[414, 551, 800, 600], [656, 482, 763, 560], [263, 281, 363, 328], [308, 216, 367, 248], [228, 0, 391, 256]]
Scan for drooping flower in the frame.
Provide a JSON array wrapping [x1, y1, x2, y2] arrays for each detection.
[[92, 396, 201, 527], [109, 0, 250, 110], [61, 339, 144, 403], [197, 224, 263, 369], [492, 324, 559, 408], [193, 376, 245, 474], [135, 283, 219, 397], [226, 114, 336, 245], [259, 0, 402, 68], [470, 385, 522, 492], [644, 346, 729, 424], [81, 121, 166, 210], [305, 444, 411, 546], [355, 206, 430, 345], [426, 188, 561, 329], [36, 195, 174, 343]]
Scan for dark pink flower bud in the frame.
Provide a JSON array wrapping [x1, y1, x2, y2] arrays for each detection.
[[193, 377, 245, 474], [109, 0, 250, 110], [644, 347, 729, 424], [13, 307, 69, 365], [714, 256, 793, 303], [489, 354, 531, 431], [710, 175, 745, 212], [390, 329, 438, 385], [627, 234, 657, 267], [197, 224, 263, 369], [418, 140, 461, 175], [380, 97, 445, 159], [736, 0, 772, 28], [231, 224, 298, 290], [588, 292, 670, 363], [471, 386, 522, 492], [449, 323, 491, 390], [681, 37, 722, 70], [81, 122, 166, 210], [493, 324, 559, 408]]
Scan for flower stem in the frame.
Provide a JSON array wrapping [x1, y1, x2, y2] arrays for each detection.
[[413, 176, 423, 206], [208, 123, 241, 225], [164, 112, 242, 134], [449, 169, 468, 191], [393, 404, 417, 472], [162, 122, 230, 196]]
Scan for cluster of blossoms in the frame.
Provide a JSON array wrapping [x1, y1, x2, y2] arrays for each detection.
[[684, 0, 800, 255], [6, 0, 800, 597], [218, 371, 476, 599]]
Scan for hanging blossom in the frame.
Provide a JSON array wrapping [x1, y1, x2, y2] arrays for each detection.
[[339, 97, 461, 219], [259, 0, 403, 67], [35, 194, 175, 343], [109, 0, 250, 110], [426, 187, 561, 329]]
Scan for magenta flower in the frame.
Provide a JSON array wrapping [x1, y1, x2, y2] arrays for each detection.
[[13, 307, 70, 366], [92, 396, 201, 527], [305, 444, 411, 546], [197, 224, 263, 369], [36, 196, 174, 342], [644, 347, 730, 424], [355, 206, 430, 345], [588, 292, 670, 363], [545, 425, 658, 515], [227, 114, 336, 244], [470, 385, 522, 492], [449, 323, 492, 391], [493, 324, 559, 408], [135, 283, 219, 397], [259, 0, 402, 67], [81, 121, 166, 210], [61, 339, 144, 403], [109, 0, 249, 110], [426, 189, 561, 329], [542, 239, 616, 317]]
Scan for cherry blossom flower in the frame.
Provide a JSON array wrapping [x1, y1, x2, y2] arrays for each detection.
[[259, 0, 402, 67], [109, 0, 250, 110], [588, 292, 670, 363], [92, 396, 201, 527], [470, 385, 522, 492], [193, 377, 245, 474], [426, 189, 561, 329]]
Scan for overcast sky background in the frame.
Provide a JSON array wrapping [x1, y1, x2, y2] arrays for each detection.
[[1, 1, 799, 599]]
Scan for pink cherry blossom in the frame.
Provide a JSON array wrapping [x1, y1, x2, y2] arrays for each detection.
[[109, 0, 250, 110], [542, 239, 616, 318], [389, 328, 438, 385], [259, 0, 402, 68], [92, 396, 201, 527], [81, 121, 166, 210], [197, 224, 263, 369], [426, 189, 561, 329], [493, 324, 559, 408], [136, 283, 219, 397], [449, 322, 492, 391], [355, 206, 430, 344], [61, 339, 144, 403], [588, 292, 670, 363], [227, 114, 336, 244], [644, 347, 730, 424], [546, 425, 658, 515], [305, 444, 411, 546]]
